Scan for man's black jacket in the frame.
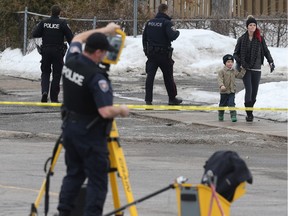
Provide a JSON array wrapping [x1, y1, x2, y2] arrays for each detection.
[[32, 15, 73, 46], [201, 150, 253, 202], [142, 12, 179, 51]]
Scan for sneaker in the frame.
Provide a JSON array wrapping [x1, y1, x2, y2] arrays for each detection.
[[231, 116, 237, 122], [41, 92, 48, 103], [145, 101, 152, 105], [51, 99, 60, 103], [168, 97, 183, 105], [218, 114, 224, 121]]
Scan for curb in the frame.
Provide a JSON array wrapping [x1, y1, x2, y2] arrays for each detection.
[[0, 130, 59, 139]]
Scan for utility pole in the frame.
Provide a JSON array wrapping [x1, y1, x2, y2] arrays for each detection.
[[23, 7, 28, 55], [133, 0, 138, 37]]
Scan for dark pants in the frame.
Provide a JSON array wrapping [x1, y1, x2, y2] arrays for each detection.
[[219, 93, 236, 115], [242, 69, 261, 116], [242, 69, 261, 104], [58, 120, 109, 216], [145, 54, 177, 102], [41, 46, 64, 101]]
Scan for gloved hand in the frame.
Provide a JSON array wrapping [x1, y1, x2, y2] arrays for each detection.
[[235, 62, 241, 72], [270, 63, 275, 73]]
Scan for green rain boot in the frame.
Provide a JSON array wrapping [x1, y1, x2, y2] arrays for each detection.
[[230, 110, 237, 122], [218, 111, 224, 121]]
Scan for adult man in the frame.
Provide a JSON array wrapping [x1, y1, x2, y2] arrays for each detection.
[[56, 23, 129, 216], [142, 3, 182, 105], [32, 5, 73, 103]]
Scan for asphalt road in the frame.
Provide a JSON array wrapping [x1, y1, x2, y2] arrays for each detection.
[[0, 75, 287, 216]]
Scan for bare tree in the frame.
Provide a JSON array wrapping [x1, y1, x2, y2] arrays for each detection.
[[210, 0, 232, 35]]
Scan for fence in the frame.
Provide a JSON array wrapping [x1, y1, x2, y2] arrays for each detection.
[[18, 7, 135, 55], [17, 6, 287, 55], [145, 0, 287, 18], [19, 7, 98, 55], [233, 0, 287, 17]]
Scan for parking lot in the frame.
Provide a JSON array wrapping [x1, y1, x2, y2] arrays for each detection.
[[0, 75, 287, 216]]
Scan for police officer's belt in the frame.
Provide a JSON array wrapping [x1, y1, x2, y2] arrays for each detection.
[[66, 111, 98, 122], [148, 46, 170, 53]]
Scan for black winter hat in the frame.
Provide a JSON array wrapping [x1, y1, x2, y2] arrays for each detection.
[[246, 15, 257, 27], [86, 33, 115, 52], [223, 54, 234, 65]]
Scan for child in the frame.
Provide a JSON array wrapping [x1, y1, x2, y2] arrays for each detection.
[[217, 54, 246, 122]]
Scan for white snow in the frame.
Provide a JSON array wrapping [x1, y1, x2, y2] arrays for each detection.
[[0, 29, 287, 121]]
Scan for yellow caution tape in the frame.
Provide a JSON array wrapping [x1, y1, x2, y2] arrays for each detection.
[[0, 101, 61, 107], [0, 101, 287, 112], [124, 105, 288, 112]]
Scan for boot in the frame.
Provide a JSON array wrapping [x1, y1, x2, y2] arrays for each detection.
[[41, 92, 48, 103], [245, 102, 254, 122], [230, 110, 237, 122], [168, 97, 183, 105], [218, 110, 224, 121]]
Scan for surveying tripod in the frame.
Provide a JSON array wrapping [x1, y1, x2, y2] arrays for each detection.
[[29, 120, 138, 216]]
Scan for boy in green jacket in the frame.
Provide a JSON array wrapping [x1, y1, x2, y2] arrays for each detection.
[[217, 54, 246, 122]]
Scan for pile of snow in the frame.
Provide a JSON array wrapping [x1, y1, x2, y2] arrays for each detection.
[[0, 29, 287, 121]]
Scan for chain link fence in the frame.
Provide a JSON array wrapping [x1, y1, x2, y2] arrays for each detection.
[[17, 8, 126, 55], [16, 9, 288, 55], [173, 17, 288, 47]]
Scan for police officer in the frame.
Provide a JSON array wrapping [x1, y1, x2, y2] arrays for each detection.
[[32, 5, 73, 103], [142, 3, 182, 105], [56, 23, 129, 216]]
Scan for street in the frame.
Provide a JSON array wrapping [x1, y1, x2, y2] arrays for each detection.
[[0, 75, 287, 216]]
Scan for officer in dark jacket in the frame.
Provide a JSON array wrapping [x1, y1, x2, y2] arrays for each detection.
[[32, 5, 73, 103], [56, 23, 129, 216], [142, 3, 182, 105]]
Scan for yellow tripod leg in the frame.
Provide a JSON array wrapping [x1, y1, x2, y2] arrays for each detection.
[[31, 120, 137, 216], [30, 143, 63, 216], [108, 120, 138, 216], [109, 156, 122, 214]]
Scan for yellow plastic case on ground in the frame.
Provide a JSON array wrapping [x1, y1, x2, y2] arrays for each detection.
[[175, 182, 246, 216]]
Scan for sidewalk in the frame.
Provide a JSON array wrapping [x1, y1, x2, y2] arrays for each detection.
[[0, 75, 287, 139], [135, 110, 287, 138]]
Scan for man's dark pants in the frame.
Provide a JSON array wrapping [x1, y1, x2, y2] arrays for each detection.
[[41, 46, 64, 101], [58, 119, 109, 216], [145, 53, 177, 103]]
